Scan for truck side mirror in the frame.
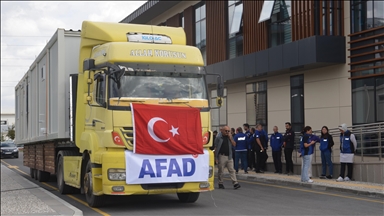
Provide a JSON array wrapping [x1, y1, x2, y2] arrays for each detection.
[[216, 97, 222, 107], [216, 76, 224, 97]]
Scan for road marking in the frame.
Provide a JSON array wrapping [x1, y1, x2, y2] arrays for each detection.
[[8, 165, 19, 169], [225, 178, 384, 204], [1, 160, 110, 216]]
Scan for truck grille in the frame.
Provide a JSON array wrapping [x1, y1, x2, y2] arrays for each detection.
[[120, 127, 134, 147], [141, 183, 184, 190]]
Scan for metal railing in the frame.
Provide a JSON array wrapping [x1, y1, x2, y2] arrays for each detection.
[[269, 122, 384, 164]]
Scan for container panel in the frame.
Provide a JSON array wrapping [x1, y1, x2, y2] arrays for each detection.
[[14, 29, 81, 145], [50, 40, 59, 134]]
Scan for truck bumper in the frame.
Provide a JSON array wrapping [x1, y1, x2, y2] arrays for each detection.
[[99, 149, 214, 195]]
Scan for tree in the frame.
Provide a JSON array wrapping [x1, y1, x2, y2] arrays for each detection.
[[6, 124, 15, 140]]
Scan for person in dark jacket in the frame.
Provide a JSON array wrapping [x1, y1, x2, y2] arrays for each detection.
[[270, 126, 283, 174], [248, 127, 257, 170], [214, 126, 241, 189], [243, 123, 253, 171], [283, 122, 295, 175], [234, 127, 248, 174], [319, 126, 334, 179], [210, 130, 218, 151]]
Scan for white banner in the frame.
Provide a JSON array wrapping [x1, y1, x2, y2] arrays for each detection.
[[125, 150, 209, 185]]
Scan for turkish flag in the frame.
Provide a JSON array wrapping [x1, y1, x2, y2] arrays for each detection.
[[132, 103, 203, 155]]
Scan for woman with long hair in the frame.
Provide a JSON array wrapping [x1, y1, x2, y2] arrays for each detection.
[[319, 126, 334, 179]]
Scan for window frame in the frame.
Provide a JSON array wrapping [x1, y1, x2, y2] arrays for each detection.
[[94, 73, 106, 106], [228, 0, 244, 59], [268, 0, 292, 48], [352, 76, 384, 124], [290, 75, 304, 133], [195, 1, 206, 64], [245, 81, 268, 131], [211, 88, 227, 130]]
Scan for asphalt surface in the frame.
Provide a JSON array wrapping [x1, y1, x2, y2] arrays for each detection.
[[2, 152, 384, 216]]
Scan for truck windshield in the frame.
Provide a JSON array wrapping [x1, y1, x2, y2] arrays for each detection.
[[109, 71, 208, 100]]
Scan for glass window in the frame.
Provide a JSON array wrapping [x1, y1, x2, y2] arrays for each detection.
[[211, 88, 227, 128], [290, 75, 304, 132], [229, 3, 243, 36], [352, 76, 384, 124], [181, 13, 184, 28], [228, 1, 244, 59], [195, 2, 206, 65], [268, 0, 292, 47], [352, 78, 375, 124], [259, 0, 276, 23], [246, 82, 268, 130], [376, 77, 384, 121], [373, 1, 384, 28], [351, 0, 377, 33]]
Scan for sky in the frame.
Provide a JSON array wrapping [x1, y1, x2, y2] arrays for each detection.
[[1, 1, 146, 114]]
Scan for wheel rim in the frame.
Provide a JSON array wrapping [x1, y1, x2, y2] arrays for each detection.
[[84, 169, 92, 196]]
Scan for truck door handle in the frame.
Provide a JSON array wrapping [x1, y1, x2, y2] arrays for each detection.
[[92, 119, 104, 127]]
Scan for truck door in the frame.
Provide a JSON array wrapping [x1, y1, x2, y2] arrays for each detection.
[[92, 73, 108, 145]]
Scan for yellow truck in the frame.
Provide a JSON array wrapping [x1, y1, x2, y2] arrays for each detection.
[[14, 21, 223, 207]]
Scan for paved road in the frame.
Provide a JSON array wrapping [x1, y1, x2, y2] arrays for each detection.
[[2, 152, 383, 216]]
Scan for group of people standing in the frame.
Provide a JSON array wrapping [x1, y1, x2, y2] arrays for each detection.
[[213, 122, 358, 188]]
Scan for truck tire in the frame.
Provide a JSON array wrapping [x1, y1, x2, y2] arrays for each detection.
[[30, 168, 35, 178], [177, 192, 200, 203], [34, 169, 38, 180], [84, 160, 105, 207], [57, 150, 80, 194], [37, 170, 50, 182]]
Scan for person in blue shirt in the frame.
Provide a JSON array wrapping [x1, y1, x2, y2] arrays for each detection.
[[319, 126, 334, 179], [300, 126, 316, 183], [233, 127, 248, 174], [243, 123, 254, 171], [270, 126, 284, 174], [254, 124, 268, 173]]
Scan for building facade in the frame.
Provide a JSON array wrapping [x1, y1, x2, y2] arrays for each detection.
[[121, 0, 384, 133]]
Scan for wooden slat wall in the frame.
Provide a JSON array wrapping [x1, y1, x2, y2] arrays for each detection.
[[206, 1, 227, 65], [183, 6, 195, 46], [44, 143, 55, 174], [166, 13, 181, 27], [243, 1, 268, 54], [292, 0, 315, 41]]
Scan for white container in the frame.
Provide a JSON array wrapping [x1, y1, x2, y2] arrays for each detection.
[[14, 29, 81, 145]]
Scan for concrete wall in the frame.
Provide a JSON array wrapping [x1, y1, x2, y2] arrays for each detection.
[[264, 161, 384, 184]]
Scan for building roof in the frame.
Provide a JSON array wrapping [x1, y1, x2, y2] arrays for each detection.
[[120, 0, 180, 24]]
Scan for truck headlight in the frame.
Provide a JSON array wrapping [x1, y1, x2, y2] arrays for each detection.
[[108, 169, 126, 181], [209, 166, 213, 178]]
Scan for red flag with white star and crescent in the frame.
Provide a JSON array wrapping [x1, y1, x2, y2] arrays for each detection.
[[131, 103, 204, 155]]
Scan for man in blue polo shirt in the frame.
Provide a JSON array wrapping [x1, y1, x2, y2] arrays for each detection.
[[234, 127, 248, 174]]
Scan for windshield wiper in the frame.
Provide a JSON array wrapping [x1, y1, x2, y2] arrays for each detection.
[[158, 99, 192, 107]]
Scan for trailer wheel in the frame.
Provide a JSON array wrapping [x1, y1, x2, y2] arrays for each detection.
[[30, 168, 35, 178], [177, 192, 200, 203], [34, 169, 38, 180], [57, 150, 80, 194], [37, 170, 50, 182], [84, 160, 105, 207]]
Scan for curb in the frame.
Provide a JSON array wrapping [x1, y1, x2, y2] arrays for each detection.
[[216, 172, 384, 199], [31, 181, 84, 216], [2, 165, 83, 216]]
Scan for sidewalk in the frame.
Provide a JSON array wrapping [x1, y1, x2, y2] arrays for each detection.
[[215, 167, 384, 198], [1, 164, 83, 216]]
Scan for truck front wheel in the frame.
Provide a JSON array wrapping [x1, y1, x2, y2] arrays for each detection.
[[57, 151, 79, 194], [84, 160, 105, 207], [177, 192, 200, 203]]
